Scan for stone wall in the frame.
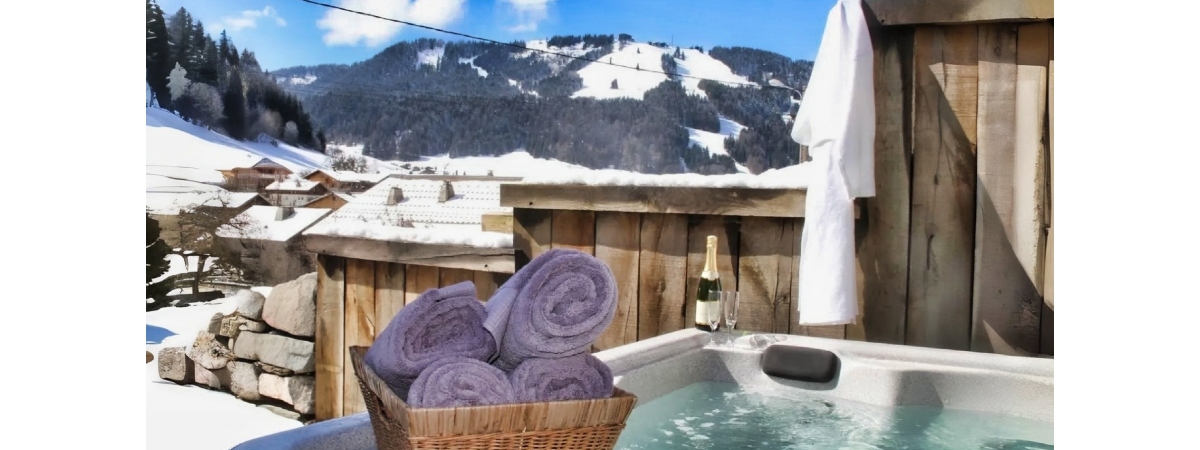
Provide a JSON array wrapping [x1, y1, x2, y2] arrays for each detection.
[[157, 272, 318, 422]]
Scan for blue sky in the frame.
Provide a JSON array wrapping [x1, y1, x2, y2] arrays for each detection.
[[156, 0, 834, 72]]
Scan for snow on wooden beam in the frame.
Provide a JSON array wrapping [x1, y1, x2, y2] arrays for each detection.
[[500, 184, 859, 219], [303, 234, 515, 274], [863, 0, 1052, 26]]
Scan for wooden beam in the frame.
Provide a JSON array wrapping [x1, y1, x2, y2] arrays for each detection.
[[475, 271, 508, 303], [636, 213, 689, 339], [404, 264, 440, 306], [863, 0, 1052, 26], [971, 22, 1048, 356], [502, 184, 860, 218], [314, 255, 344, 421], [1042, 24, 1054, 356], [302, 234, 514, 274], [854, 24, 913, 345], [905, 25, 978, 351], [438, 267, 475, 288], [342, 259, 376, 417], [592, 212, 641, 351], [373, 262, 405, 338], [551, 210, 596, 255], [512, 208, 552, 270], [480, 211, 513, 234]]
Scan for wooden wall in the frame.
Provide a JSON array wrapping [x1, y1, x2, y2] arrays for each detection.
[[313, 254, 511, 420], [507, 19, 1053, 358]]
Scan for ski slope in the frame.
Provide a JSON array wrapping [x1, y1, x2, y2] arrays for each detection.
[[573, 43, 757, 100]]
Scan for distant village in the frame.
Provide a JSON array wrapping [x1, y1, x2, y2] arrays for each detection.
[[153, 155, 521, 295]]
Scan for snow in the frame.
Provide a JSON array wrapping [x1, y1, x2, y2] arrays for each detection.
[[522, 162, 814, 189], [417, 46, 445, 68], [216, 206, 332, 241], [674, 48, 756, 97], [147, 298, 302, 449], [150, 253, 218, 285], [279, 74, 317, 85], [265, 179, 321, 192], [516, 40, 598, 73], [328, 143, 364, 156], [146, 107, 393, 214], [686, 116, 750, 172], [573, 43, 672, 100], [304, 220, 513, 248], [459, 56, 488, 78], [392, 150, 591, 178]]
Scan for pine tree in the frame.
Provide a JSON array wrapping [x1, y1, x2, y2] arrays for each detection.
[[146, 0, 173, 108], [222, 69, 247, 140], [168, 7, 194, 73], [146, 212, 174, 310]]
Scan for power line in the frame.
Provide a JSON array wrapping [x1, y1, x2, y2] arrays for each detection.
[[296, 0, 788, 91]]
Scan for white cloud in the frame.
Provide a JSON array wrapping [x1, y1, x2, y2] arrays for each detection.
[[499, 0, 552, 33], [222, 6, 287, 31], [317, 0, 467, 47]]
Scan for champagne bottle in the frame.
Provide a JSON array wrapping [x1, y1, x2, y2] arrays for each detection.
[[695, 235, 722, 331]]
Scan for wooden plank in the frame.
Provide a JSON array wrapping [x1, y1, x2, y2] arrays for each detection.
[[373, 262, 405, 338], [342, 259, 376, 416], [404, 264, 441, 305], [772, 220, 797, 334], [1042, 24, 1054, 356], [971, 22, 1046, 356], [512, 208, 552, 270], [303, 235, 514, 274], [592, 212, 641, 351], [481, 211, 514, 233], [737, 217, 788, 333], [905, 25, 978, 351], [685, 215, 740, 332], [636, 213, 689, 339], [790, 218, 847, 339], [438, 267, 475, 288], [474, 271, 508, 302], [314, 255, 344, 421], [851, 25, 913, 344], [862, 0, 1053, 26], [551, 210, 596, 255], [502, 184, 861, 219]]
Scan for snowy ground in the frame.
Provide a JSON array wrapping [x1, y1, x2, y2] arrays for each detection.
[[146, 290, 298, 450]]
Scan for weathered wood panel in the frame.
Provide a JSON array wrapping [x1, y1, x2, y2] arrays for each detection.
[[905, 25, 978, 350], [503, 184, 836, 218], [373, 262, 405, 338], [512, 208, 552, 269], [551, 210, 596, 255], [1042, 24, 1054, 356], [853, 25, 913, 344], [790, 218, 847, 339], [592, 212, 641, 351], [314, 255, 344, 421], [343, 259, 376, 416], [685, 216, 740, 331], [773, 220, 797, 334], [404, 264, 440, 305], [481, 211, 513, 234], [972, 23, 1044, 356], [303, 235, 514, 274], [636, 213, 689, 339], [475, 271, 508, 302], [863, 0, 1053, 26], [737, 217, 788, 333], [438, 267, 475, 288]]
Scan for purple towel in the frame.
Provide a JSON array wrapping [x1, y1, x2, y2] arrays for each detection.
[[483, 248, 618, 371], [406, 357, 516, 408], [364, 281, 497, 401], [509, 353, 614, 403]]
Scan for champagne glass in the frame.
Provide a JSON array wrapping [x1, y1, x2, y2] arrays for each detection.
[[723, 291, 740, 347], [707, 290, 723, 345]]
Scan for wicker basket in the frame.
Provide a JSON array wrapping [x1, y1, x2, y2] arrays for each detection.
[[349, 346, 638, 450]]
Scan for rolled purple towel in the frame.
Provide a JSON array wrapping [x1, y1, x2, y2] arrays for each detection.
[[509, 353, 614, 403], [364, 281, 497, 401], [407, 357, 516, 408], [483, 248, 618, 371]]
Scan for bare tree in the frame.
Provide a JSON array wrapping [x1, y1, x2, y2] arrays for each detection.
[[170, 191, 266, 293]]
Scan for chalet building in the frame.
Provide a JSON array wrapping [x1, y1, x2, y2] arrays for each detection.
[[218, 158, 293, 192], [261, 178, 330, 207], [303, 169, 390, 193], [215, 205, 333, 285], [302, 192, 355, 210]]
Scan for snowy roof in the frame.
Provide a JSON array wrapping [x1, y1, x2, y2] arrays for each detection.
[[302, 177, 514, 248], [197, 192, 264, 209], [250, 158, 289, 171], [305, 169, 390, 184], [216, 206, 332, 242], [264, 179, 322, 192]]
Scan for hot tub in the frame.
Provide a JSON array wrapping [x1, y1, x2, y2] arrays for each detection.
[[233, 329, 1053, 449]]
